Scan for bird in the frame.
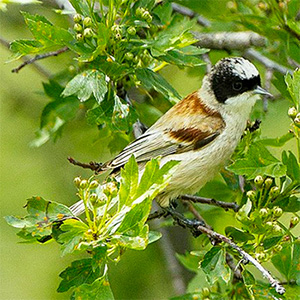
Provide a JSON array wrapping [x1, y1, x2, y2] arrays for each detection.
[[70, 57, 272, 216]]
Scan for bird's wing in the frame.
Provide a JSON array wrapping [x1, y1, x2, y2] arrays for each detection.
[[103, 91, 225, 172]]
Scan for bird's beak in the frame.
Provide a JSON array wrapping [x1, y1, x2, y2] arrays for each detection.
[[253, 86, 273, 98]]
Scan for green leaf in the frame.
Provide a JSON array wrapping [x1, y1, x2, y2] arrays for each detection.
[[263, 236, 283, 250], [148, 230, 162, 244], [227, 142, 286, 179], [57, 258, 105, 293], [285, 69, 300, 108], [282, 151, 300, 183], [58, 219, 89, 256], [225, 226, 255, 243], [72, 275, 114, 300], [136, 68, 181, 101], [21, 11, 73, 47], [9, 39, 43, 60], [176, 251, 200, 272], [153, 1, 172, 24], [5, 196, 72, 240], [68, 0, 90, 16], [62, 70, 108, 104], [260, 132, 294, 147], [157, 47, 207, 67], [271, 242, 293, 281], [200, 246, 231, 284], [118, 155, 139, 209], [277, 195, 300, 212]]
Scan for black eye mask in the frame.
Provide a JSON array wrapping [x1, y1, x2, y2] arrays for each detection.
[[211, 61, 261, 103]]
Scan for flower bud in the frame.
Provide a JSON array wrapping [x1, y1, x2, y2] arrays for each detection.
[[288, 107, 297, 119], [142, 10, 152, 22], [73, 13, 82, 23], [294, 117, 300, 128], [255, 252, 266, 261], [272, 224, 283, 234], [127, 26, 136, 36], [246, 190, 256, 200], [258, 2, 267, 10], [201, 287, 210, 297], [124, 52, 134, 61], [272, 206, 283, 218], [89, 180, 99, 189], [136, 7, 145, 17], [259, 208, 269, 217], [74, 177, 81, 188], [74, 23, 83, 32], [270, 186, 280, 198], [76, 33, 84, 41], [89, 193, 98, 205], [290, 216, 299, 228], [227, 1, 237, 12], [103, 182, 118, 197], [83, 17, 92, 28], [80, 179, 89, 189], [254, 175, 264, 187], [264, 178, 273, 189], [265, 221, 273, 229], [273, 244, 282, 252], [83, 28, 94, 38]]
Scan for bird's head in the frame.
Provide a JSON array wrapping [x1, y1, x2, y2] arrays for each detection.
[[202, 57, 272, 110]]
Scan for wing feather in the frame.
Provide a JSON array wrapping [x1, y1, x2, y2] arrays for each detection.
[[104, 92, 226, 172]]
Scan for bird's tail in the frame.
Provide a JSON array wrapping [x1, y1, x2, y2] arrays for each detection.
[[69, 200, 85, 216]]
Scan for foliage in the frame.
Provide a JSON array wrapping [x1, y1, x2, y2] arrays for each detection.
[[3, 0, 300, 299], [6, 156, 178, 298]]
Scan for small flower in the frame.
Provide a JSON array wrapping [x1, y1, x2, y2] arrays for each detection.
[[288, 107, 297, 119], [74, 23, 83, 32], [73, 14, 82, 23], [83, 17, 92, 28], [254, 175, 264, 187]]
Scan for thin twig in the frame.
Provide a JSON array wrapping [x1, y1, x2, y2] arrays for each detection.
[[182, 200, 209, 228], [0, 35, 51, 78], [201, 52, 212, 73], [225, 252, 242, 282], [197, 225, 286, 295], [67, 157, 103, 172], [147, 210, 168, 221], [181, 194, 240, 212], [244, 48, 293, 75], [171, 3, 211, 27], [11, 46, 69, 74]]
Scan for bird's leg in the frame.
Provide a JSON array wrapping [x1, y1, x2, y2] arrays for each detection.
[[163, 207, 205, 237]]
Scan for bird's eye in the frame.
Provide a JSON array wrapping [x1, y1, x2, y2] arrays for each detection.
[[232, 81, 243, 91]]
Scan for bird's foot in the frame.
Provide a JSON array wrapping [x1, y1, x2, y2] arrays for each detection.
[[164, 207, 204, 237]]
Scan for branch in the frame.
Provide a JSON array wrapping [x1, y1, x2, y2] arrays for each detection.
[[11, 46, 69, 74], [181, 194, 240, 212], [67, 157, 103, 172], [193, 31, 266, 50], [171, 3, 211, 27], [196, 225, 286, 295], [244, 48, 293, 75]]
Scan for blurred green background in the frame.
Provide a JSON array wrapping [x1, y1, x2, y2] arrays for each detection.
[[0, 1, 297, 299]]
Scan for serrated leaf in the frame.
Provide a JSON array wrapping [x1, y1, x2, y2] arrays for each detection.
[[21, 11, 73, 46], [58, 219, 89, 256], [57, 259, 106, 293], [285, 69, 300, 107], [282, 151, 300, 183], [136, 68, 181, 101], [72, 275, 114, 300], [9, 39, 43, 60], [227, 142, 286, 179], [157, 47, 207, 67], [272, 242, 293, 281], [200, 246, 231, 284], [62, 70, 107, 104], [5, 196, 72, 240], [68, 0, 90, 16], [225, 226, 255, 243], [118, 155, 139, 209]]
